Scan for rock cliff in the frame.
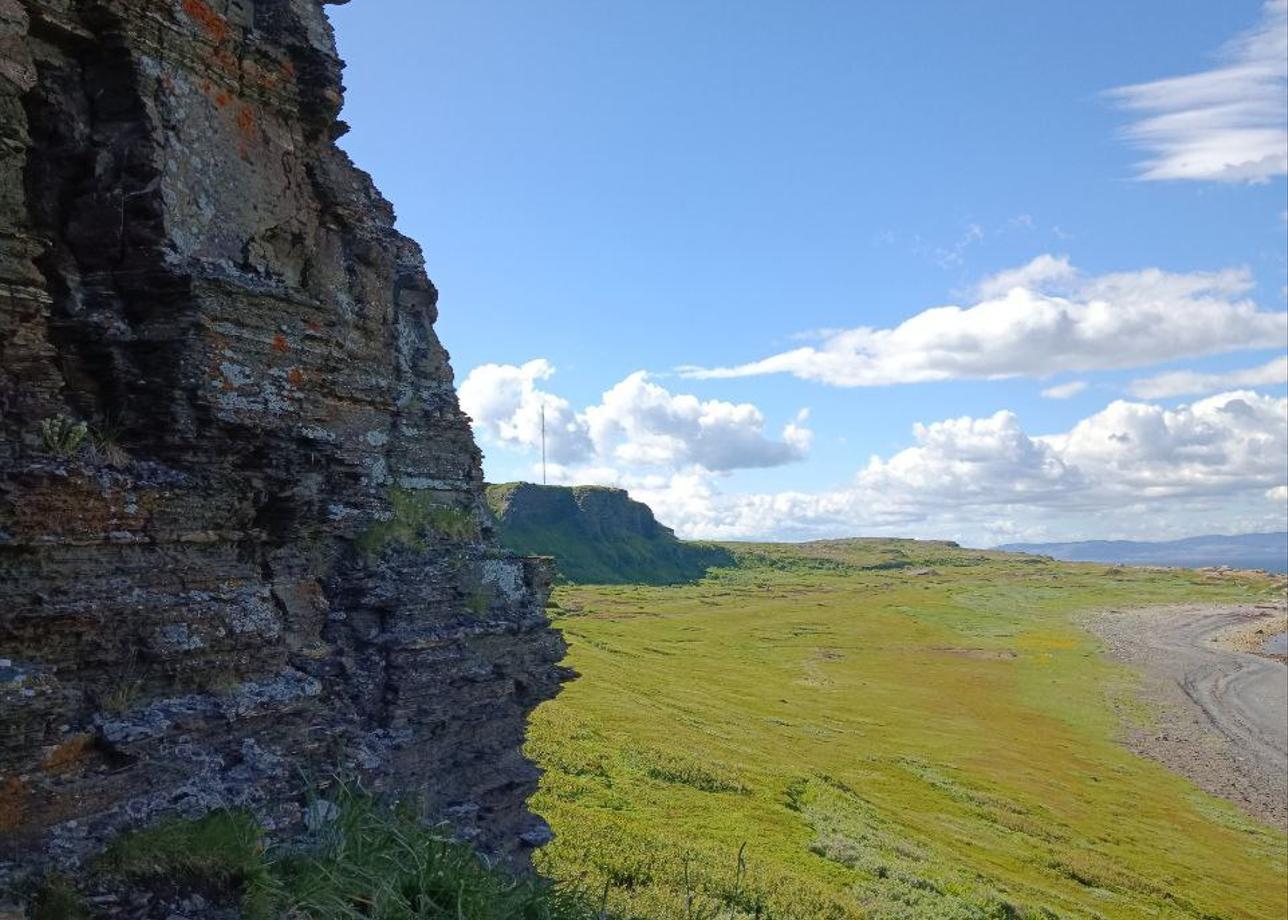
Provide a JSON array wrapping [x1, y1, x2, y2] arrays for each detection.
[[486, 482, 733, 585], [0, 0, 565, 874]]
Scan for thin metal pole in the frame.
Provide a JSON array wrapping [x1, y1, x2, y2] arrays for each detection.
[[541, 404, 547, 485]]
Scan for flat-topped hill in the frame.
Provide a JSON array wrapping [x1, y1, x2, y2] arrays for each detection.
[[485, 482, 732, 584]]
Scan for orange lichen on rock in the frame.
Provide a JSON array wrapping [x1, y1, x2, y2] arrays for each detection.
[[287, 367, 306, 387], [271, 333, 289, 354], [0, 776, 28, 832], [13, 481, 125, 537], [181, 0, 230, 43], [235, 106, 257, 140], [41, 733, 95, 772]]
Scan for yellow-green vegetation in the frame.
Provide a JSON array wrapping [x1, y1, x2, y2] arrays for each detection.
[[98, 796, 600, 920], [527, 539, 1288, 919], [357, 487, 479, 555]]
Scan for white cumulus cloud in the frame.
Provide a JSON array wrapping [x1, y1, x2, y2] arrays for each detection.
[[458, 361, 811, 476], [1127, 355, 1288, 399], [456, 359, 592, 464], [631, 391, 1288, 544], [1044, 390, 1287, 499], [583, 372, 811, 471], [1106, 0, 1288, 182], [975, 253, 1077, 299], [681, 256, 1286, 387]]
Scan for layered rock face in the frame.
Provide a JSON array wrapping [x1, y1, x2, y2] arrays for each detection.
[[0, 0, 565, 870]]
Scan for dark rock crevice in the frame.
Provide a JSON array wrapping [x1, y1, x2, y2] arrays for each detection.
[[0, 0, 565, 877]]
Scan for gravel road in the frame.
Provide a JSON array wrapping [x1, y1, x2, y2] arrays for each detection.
[[1090, 603, 1288, 829]]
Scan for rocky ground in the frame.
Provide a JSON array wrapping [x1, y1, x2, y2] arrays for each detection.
[[1089, 602, 1288, 830], [1214, 607, 1288, 662]]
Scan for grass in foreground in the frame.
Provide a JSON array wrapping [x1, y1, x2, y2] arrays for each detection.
[[96, 794, 598, 920], [526, 539, 1288, 919]]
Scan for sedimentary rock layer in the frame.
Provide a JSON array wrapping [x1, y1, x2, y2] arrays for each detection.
[[0, 0, 564, 870]]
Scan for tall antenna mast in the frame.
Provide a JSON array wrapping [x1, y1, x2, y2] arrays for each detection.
[[540, 404, 547, 485]]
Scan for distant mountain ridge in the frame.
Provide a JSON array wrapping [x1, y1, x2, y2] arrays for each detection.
[[997, 532, 1287, 572], [485, 482, 732, 584]]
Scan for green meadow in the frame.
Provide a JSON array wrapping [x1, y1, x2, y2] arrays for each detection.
[[526, 540, 1288, 920]]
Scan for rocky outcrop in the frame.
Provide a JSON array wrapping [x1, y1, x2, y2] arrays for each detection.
[[0, 0, 565, 874], [486, 482, 733, 584]]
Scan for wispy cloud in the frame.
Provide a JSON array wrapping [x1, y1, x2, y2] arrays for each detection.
[[933, 222, 985, 268], [681, 256, 1287, 387], [1128, 355, 1288, 398], [1041, 381, 1088, 400], [1107, 0, 1287, 182]]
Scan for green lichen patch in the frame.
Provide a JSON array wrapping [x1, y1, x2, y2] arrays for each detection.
[[356, 488, 480, 556]]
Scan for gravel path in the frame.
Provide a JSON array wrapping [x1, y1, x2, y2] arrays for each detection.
[[1090, 603, 1288, 830]]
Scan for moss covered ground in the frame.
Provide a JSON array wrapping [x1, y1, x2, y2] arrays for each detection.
[[527, 539, 1288, 919]]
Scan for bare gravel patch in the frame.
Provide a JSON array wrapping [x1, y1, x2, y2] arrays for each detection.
[[1089, 603, 1288, 830]]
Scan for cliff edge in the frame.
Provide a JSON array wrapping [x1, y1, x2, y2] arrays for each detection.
[[485, 482, 732, 584], [0, 0, 564, 873]]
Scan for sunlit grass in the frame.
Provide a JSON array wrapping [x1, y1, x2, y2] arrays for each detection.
[[527, 540, 1287, 919]]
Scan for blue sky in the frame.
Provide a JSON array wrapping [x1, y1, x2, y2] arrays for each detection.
[[328, 1, 1288, 545]]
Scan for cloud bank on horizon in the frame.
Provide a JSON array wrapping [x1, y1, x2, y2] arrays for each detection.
[[463, 353, 1287, 546], [650, 389, 1286, 543]]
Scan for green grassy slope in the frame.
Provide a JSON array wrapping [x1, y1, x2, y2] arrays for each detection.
[[486, 482, 731, 585], [526, 539, 1288, 920]]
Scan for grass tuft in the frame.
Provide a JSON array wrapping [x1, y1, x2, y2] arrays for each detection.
[[100, 809, 267, 885], [98, 793, 602, 920]]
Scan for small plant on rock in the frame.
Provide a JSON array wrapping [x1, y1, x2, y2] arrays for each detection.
[[98, 651, 144, 714], [38, 415, 88, 457], [90, 416, 129, 467]]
